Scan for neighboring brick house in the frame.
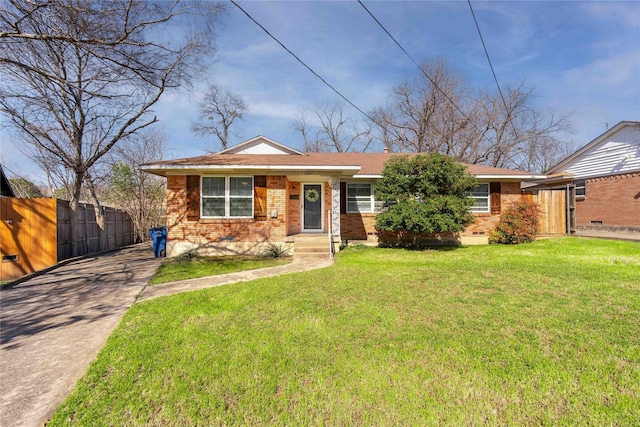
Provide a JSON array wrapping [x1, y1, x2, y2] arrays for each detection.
[[531, 121, 640, 233], [142, 136, 545, 257]]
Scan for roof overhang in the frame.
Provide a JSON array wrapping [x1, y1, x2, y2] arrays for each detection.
[[142, 164, 546, 181], [475, 174, 547, 181], [141, 164, 362, 177], [349, 174, 546, 180]]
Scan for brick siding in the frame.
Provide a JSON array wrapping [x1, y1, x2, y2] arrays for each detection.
[[166, 175, 288, 256], [462, 182, 522, 237], [575, 172, 640, 228], [166, 176, 529, 254], [340, 181, 524, 240]]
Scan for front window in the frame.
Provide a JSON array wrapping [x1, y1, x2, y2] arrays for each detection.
[[202, 176, 253, 218], [468, 183, 489, 213], [347, 183, 374, 213]]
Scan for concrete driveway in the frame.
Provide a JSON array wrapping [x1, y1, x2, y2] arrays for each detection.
[[0, 243, 161, 427]]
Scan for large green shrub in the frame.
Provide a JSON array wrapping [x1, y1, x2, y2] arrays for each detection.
[[375, 154, 477, 248], [489, 198, 540, 244]]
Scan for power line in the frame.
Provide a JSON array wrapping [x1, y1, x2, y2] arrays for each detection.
[[467, 0, 520, 141], [230, 0, 379, 125], [357, 0, 485, 136]]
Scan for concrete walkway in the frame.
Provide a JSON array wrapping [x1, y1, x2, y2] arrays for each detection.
[[137, 257, 334, 303], [0, 244, 333, 427], [0, 243, 161, 427], [574, 230, 640, 242]]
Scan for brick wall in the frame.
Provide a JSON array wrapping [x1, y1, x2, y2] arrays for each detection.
[[287, 181, 301, 235], [341, 213, 376, 241], [165, 176, 531, 254], [166, 175, 288, 256], [575, 172, 640, 229], [462, 182, 522, 238], [340, 181, 524, 241]]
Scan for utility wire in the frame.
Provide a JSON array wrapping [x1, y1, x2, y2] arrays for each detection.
[[467, 0, 520, 141], [230, 0, 379, 125], [357, 0, 485, 136]]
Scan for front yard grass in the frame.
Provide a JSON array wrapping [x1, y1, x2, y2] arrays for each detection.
[[149, 256, 291, 285], [50, 238, 639, 425]]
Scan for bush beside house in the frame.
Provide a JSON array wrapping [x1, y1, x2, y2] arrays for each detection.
[[375, 153, 477, 249], [489, 198, 540, 244]]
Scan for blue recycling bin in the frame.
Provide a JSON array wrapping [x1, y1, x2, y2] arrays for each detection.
[[149, 226, 167, 257]]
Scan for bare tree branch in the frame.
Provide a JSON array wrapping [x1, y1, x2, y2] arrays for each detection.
[[0, 0, 224, 255], [369, 57, 574, 171], [293, 102, 373, 152], [191, 83, 246, 151]]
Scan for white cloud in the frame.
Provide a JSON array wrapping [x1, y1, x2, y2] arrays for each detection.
[[581, 2, 640, 30], [564, 49, 640, 87], [247, 101, 300, 121]]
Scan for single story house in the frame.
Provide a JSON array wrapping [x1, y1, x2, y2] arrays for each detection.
[[528, 121, 639, 233], [142, 136, 546, 257]]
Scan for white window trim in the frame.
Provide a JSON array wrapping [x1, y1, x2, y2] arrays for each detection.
[[346, 182, 375, 213], [468, 183, 490, 213], [201, 176, 254, 219]]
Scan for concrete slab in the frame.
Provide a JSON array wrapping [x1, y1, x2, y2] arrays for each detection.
[[137, 257, 334, 302], [0, 243, 162, 427], [574, 230, 640, 242]]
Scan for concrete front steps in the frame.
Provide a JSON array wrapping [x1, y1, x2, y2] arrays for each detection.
[[287, 234, 332, 259]]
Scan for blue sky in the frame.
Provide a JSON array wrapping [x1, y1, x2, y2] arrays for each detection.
[[1, 0, 639, 183]]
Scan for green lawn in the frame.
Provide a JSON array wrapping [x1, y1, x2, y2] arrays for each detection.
[[149, 256, 291, 285], [50, 238, 639, 425]]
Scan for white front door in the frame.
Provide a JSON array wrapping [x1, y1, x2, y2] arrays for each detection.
[[302, 184, 323, 232]]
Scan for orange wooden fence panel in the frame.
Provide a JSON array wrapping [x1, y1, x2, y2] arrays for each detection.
[[1, 198, 57, 281]]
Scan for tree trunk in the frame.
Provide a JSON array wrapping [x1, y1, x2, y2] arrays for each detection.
[[85, 173, 108, 251], [69, 171, 85, 257]]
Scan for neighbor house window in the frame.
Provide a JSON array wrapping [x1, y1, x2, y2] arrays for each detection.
[[574, 179, 586, 198], [347, 182, 374, 213], [202, 176, 253, 218], [467, 183, 490, 213]]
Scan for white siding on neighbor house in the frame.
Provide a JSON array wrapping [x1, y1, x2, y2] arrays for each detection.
[[562, 125, 640, 178]]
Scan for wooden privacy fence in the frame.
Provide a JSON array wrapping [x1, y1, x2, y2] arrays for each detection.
[[56, 200, 134, 261], [524, 187, 575, 235], [1, 198, 134, 281]]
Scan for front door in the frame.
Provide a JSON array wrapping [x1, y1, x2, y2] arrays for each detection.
[[302, 184, 323, 231]]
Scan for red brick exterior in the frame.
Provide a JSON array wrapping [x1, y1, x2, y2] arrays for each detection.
[[166, 175, 289, 255], [166, 175, 527, 254], [575, 172, 640, 230], [341, 213, 377, 240], [287, 181, 301, 235], [462, 182, 522, 237], [340, 182, 524, 242]]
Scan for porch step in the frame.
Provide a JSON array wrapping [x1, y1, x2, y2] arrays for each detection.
[[288, 234, 332, 259]]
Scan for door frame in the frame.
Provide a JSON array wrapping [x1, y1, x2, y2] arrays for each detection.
[[301, 183, 324, 232]]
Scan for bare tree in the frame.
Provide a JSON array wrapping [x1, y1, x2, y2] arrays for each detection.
[[370, 57, 573, 172], [469, 84, 574, 170], [0, 0, 223, 255], [191, 83, 246, 151], [371, 57, 465, 153], [293, 102, 373, 152], [105, 129, 167, 242], [293, 111, 322, 152]]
